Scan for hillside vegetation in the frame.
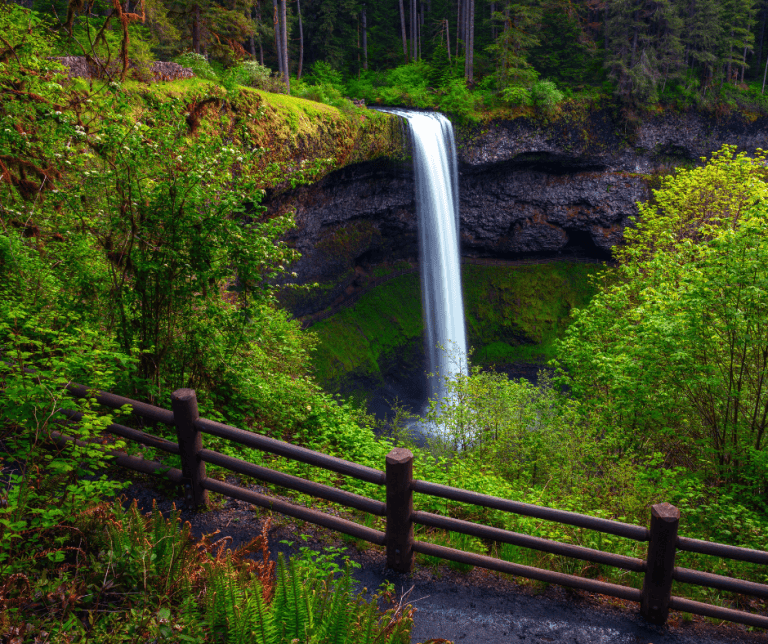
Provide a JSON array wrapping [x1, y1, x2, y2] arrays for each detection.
[[3, 1, 768, 639]]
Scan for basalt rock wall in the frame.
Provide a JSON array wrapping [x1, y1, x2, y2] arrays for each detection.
[[267, 108, 768, 319]]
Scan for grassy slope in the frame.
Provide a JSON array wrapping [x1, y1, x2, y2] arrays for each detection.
[[310, 261, 604, 390], [93, 78, 405, 188]]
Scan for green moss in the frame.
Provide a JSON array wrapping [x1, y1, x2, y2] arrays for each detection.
[[310, 261, 605, 390], [316, 219, 381, 258], [463, 262, 604, 365], [310, 273, 423, 389]]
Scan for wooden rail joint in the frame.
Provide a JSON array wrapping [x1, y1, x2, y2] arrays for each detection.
[[641, 502, 680, 625], [385, 447, 414, 573], [171, 388, 208, 509]]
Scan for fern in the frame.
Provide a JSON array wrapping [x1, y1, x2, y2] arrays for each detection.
[[317, 567, 352, 644]]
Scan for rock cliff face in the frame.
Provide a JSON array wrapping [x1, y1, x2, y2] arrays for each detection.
[[267, 108, 768, 318]]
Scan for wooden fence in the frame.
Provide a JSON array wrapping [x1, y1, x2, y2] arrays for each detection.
[[53, 384, 768, 630]]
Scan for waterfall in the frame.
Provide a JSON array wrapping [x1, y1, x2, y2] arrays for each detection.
[[385, 109, 468, 410]]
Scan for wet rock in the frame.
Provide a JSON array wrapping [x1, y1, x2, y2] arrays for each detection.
[[267, 108, 768, 319]]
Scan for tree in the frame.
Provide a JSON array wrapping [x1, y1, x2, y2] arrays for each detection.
[[558, 147, 768, 485], [487, 1, 541, 87], [400, 0, 409, 61]]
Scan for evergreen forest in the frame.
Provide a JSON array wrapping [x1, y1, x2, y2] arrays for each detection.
[[2, 0, 768, 640]]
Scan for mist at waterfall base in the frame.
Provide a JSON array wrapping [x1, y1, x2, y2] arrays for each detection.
[[377, 109, 468, 440]]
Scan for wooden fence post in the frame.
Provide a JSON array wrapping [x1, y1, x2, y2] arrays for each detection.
[[171, 388, 208, 508], [641, 502, 680, 624], [386, 447, 414, 573]]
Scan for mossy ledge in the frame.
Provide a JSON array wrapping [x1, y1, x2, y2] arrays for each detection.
[[113, 78, 408, 192]]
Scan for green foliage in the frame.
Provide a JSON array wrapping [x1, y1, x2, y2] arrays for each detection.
[[530, 80, 565, 111], [1, 499, 414, 642], [238, 60, 287, 93], [502, 85, 533, 107], [0, 233, 133, 577], [174, 52, 219, 80], [304, 60, 345, 87], [558, 145, 768, 495]]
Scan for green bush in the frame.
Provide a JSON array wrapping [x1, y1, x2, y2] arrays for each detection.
[[238, 60, 287, 93], [173, 52, 218, 80], [438, 78, 478, 121], [530, 79, 564, 110], [304, 60, 344, 87], [501, 85, 533, 107], [292, 79, 354, 112]]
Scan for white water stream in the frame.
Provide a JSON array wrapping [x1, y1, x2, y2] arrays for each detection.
[[385, 109, 468, 415]]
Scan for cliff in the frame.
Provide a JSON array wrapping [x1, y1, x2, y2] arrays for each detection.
[[267, 107, 768, 320]]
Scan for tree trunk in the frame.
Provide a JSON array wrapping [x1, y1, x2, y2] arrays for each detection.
[[256, 0, 264, 65], [399, 0, 409, 62], [445, 18, 451, 62], [273, 0, 284, 78], [411, 0, 417, 60], [742, 44, 748, 82], [297, 0, 303, 78], [362, 4, 368, 70], [280, 0, 290, 91], [464, 0, 473, 80], [456, 0, 462, 59], [763, 45, 768, 92], [192, 4, 201, 54], [758, 4, 767, 79], [248, 6, 256, 59]]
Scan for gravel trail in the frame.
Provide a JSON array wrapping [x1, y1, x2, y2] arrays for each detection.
[[121, 473, 766, 644]]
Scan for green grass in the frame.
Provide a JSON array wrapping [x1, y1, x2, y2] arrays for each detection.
[[310, 261, 605, 390]]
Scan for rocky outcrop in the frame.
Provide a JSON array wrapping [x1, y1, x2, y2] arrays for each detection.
[[268, 107, 768, 319], [51, 57, 194, 81]]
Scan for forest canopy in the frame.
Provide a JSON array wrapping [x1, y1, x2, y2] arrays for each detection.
[[7, 0, 768, 113]]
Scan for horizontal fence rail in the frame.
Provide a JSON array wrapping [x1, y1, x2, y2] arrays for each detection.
[[412, 510, 646, 572], [195, 417, 386, 485], [50, 384, 768, 630], [412, 540, 644, 603], [199, 449, 386, 516], [411, 479, 649, 541], [677, 535, 768, 565]]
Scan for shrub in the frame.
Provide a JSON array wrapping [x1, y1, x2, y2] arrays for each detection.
[[304, 60, 344, 87], [238, 60, 288, 93], [501, 85, 533, 107], [173, 52, 218, 80], [530, 79, 564, 111], [438, 78, 477, 121]]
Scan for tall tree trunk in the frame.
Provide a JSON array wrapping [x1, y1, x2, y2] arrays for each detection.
[[727, 29, 734, 85], [362, 4, 368, 70], [411, 0, 417, 60], [248, 6, 256, 59], [297, 0, 303, 78], [742, 44, 749, 82], [464, 0, 474, 79], [762, 45, 768, 92], [280, 0, 289, 91], [418, 1, 423, 60], [192, 4, 201, 54], [273, 0, 284, 79], [256, 0, 264, 65], [456, 0, 462, 59], [399, 0, 409, 62], [445, 18, 451, 62], [758, 4, 767, 78]]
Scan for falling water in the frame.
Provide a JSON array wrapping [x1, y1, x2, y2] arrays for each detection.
[[385, 109, 468, 411]]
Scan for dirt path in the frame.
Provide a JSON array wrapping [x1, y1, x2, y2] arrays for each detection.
[[120, 473, 765, 644]]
